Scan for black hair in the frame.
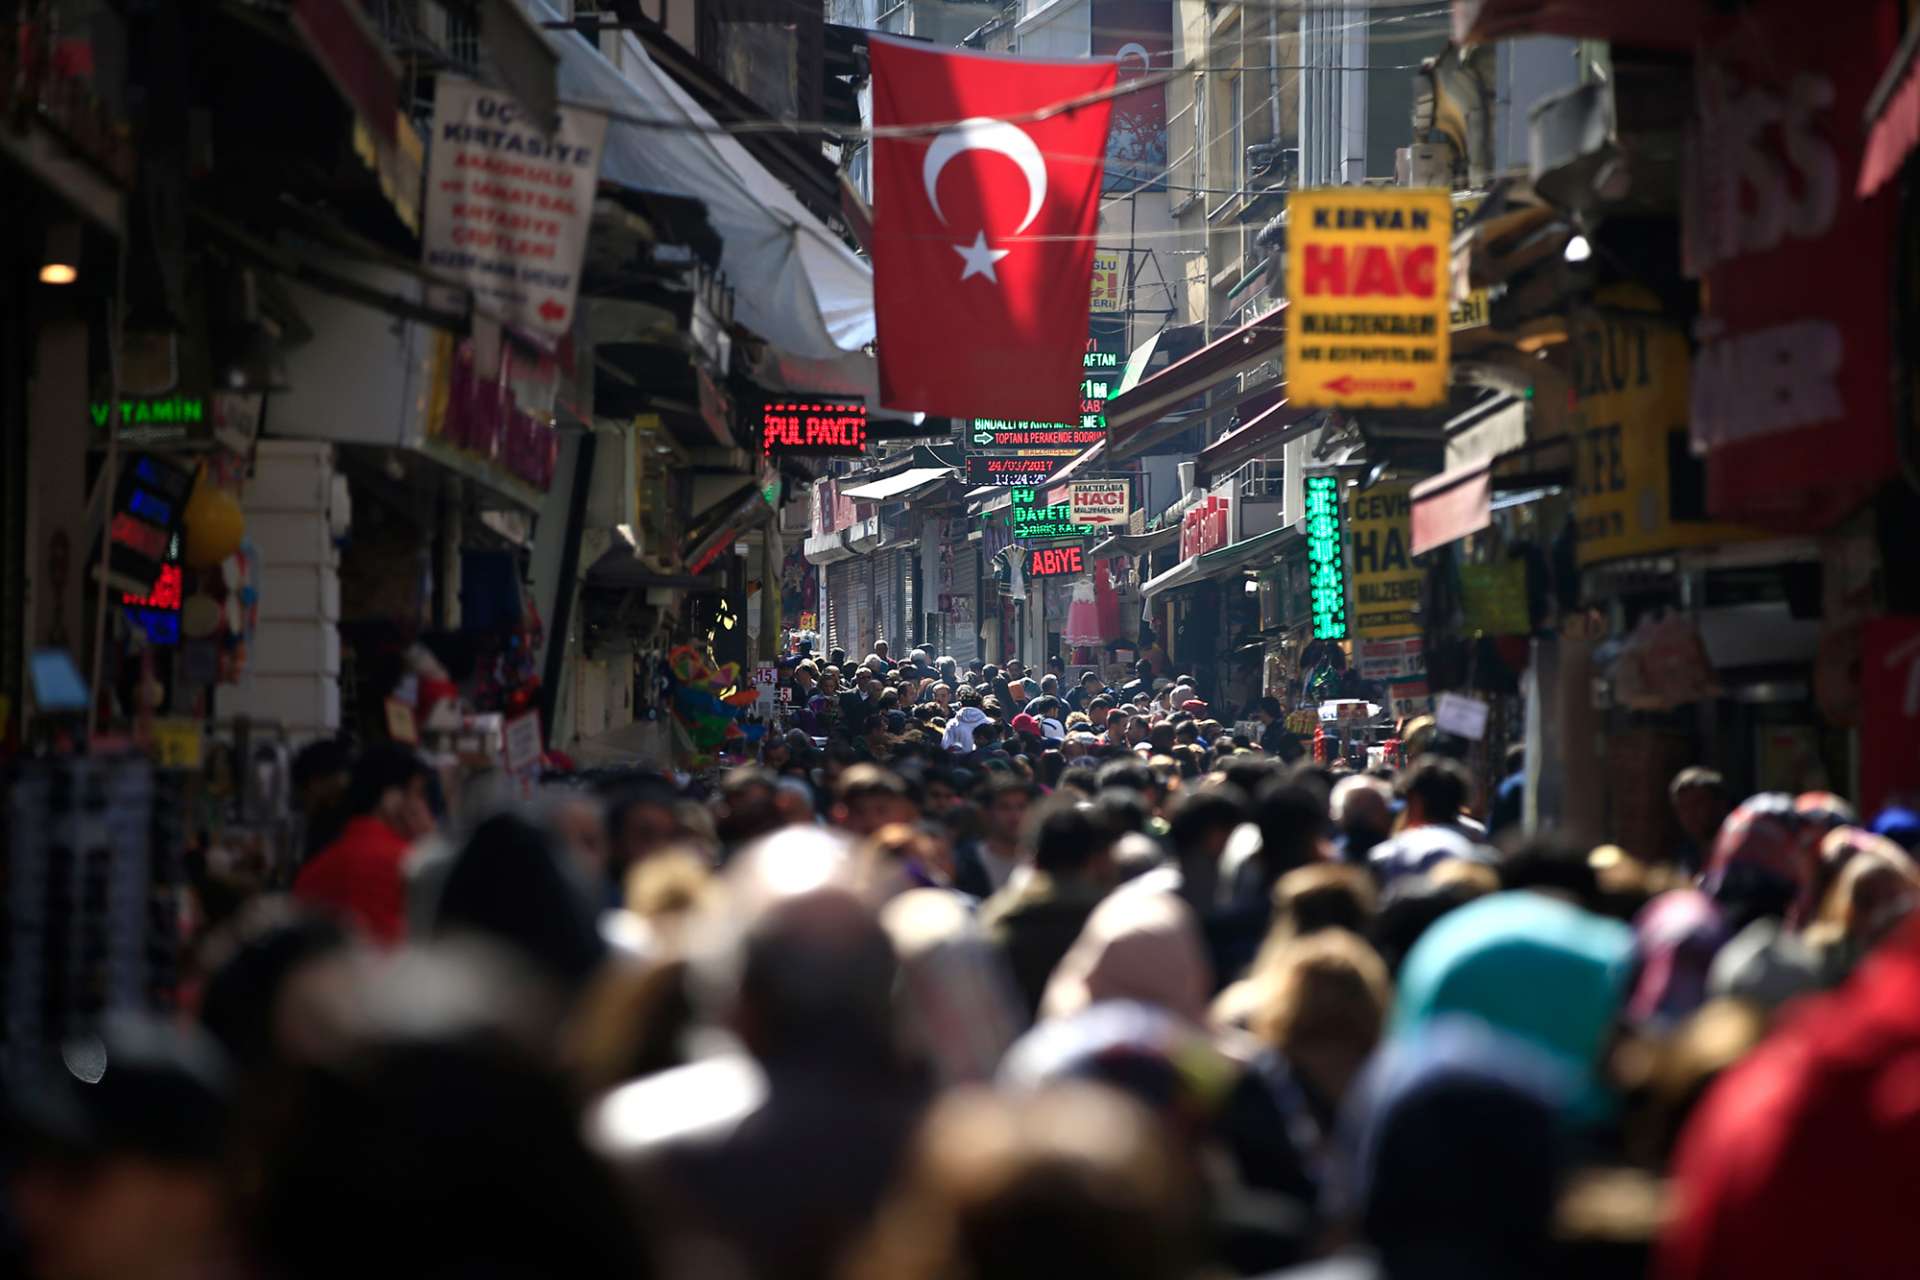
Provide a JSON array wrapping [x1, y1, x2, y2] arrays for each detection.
[[1255, 696, 1283, 719], [1168, 784, 1252, 859], [1096, 759, 1155, 796], [345, 743, 430, 817], [1398, 756, 1470, 823], [291, 736, 354, 792], [1092, 787, 1149, 836], [1057, 765, 1099, 798], [1253, 777, 1331, 880], [1504, 743, 1526, 774], [436, 811, 607, 987], [1498, 832, 1600, 912], [197, 900, 352, 1073], [1029, 799, 1117, 876]]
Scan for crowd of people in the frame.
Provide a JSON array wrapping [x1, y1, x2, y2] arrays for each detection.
[[8, 652, 1920, 1280], [778, 640, 1307, 776]]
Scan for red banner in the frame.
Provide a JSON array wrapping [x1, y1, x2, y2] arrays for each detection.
[[1683, 1, 1900, 531], [1861, 617, 1920, 819], [870, 38, 1115, 423]]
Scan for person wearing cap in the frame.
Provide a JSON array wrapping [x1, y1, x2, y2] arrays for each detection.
[[294, 743, 437, 946], [8, 1013, 235, 1280]]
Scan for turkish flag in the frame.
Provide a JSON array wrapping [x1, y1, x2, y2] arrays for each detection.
[[870, 37, 1115, 422]]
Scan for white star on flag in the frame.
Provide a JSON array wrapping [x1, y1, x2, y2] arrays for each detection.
[[953, 231, 1011, 282]]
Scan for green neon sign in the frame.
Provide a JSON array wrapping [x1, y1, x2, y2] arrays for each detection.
[[1304, 474, 1348, 640]]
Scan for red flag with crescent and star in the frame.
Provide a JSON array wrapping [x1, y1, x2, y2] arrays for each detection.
[[869, 37, 1117, 422]]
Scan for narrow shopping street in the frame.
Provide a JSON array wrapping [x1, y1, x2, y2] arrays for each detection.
[[4, 1, 1920, 1278]]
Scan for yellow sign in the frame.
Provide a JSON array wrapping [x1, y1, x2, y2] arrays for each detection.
[[1285, 187, 1451, 408], [1090, 250, 1125, 313], [1450, 192, 1490, 332], [1570, 294, 1759, 566], [149, 717, 204, 770], [1348, 481, 1423, 639]]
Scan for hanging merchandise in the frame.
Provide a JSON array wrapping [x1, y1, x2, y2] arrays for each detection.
[[181, 465, 246, 568], [1063, 576, 1102, 647], [666, 644, 759, 765]]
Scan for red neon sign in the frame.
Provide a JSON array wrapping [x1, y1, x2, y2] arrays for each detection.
[[122, 563, 183, 611], [762, 402, 869, 456]]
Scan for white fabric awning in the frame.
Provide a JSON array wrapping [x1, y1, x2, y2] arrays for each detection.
[[840, 467, 954, 501], [1140, 556, 1205, 599], [542, 1, 874, 361]]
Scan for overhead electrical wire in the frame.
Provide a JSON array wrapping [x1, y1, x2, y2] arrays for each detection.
[[561, 1, 1447, 140]]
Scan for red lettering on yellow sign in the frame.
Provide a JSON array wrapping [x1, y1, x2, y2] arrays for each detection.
[[1301, 244, 1439, 299]]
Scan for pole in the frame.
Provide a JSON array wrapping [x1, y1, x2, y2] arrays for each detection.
[[84, 237, 130, 748]]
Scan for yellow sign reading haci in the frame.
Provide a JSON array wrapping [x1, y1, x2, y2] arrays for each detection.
[[1285, 188, 1452, 409]]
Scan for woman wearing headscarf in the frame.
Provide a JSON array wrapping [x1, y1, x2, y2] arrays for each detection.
[[1392, 891, 1633, 1121], [1625, 890, 1732, 1032], [1271, 1018, 1571, 1280]]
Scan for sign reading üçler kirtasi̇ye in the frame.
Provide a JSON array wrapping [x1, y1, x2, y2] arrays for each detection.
[[424, 76, 608, 343], [1304, 474, 1349, 640], [1285, 188, 1451, 410]]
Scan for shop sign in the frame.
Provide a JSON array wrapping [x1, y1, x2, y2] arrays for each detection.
[[1862, 618, 1920, 817], [969, 420, 1105, 452], [1449, 193, 1490, 332], [968, 454, 1057, 485], [1303, 473, 1348, 640], [965, 341, 1121, 475], [1682, 4, 1897, 529], [1285, 187, 1452, 409], [422, 76, 607, 342], [1010, 488, 1093, 541], [1026, 544, 1085, 578], [88, 394, 209, 448], [1570, 299, 1758, 566], [1069, 479, 1131, 526], [103, 455, 193, 597], [1435, 691, 1489, 741], [1089, 250, 1126, 313], [1180, 495, 1229, 560], [1347, 481, 1421, 639], [762, 401, 869, 456], [1356, 636, 1423, 682]]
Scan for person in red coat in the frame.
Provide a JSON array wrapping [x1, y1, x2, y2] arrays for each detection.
[[293, 743, 437, 946]]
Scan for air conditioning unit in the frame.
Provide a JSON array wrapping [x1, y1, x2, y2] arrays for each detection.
[[1177, 460, 1197, 498]]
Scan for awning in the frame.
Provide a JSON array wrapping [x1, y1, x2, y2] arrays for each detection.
[[1089, 524, 1179, 560], [1450, 0, 1704, 47], [1410, 460, 1493, 558], [1194, 524, 1300, 578], [1140, 556, 1206, 600], [1197, 400, 1320, 485], [1142, 525, 1299, 599], [540, 0, 873, 361], [1105, 306, 1289, 452], [840, 467, 953, 502], [1862, 17, 1920, 198], [1443, 393, 1526, 473]]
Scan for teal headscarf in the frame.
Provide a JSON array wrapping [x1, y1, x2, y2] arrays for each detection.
[[1392, 891, 1633, 1119]]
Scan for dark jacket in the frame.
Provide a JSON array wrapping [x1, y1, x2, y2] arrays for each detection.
[[980, 873, 1106, 1019]]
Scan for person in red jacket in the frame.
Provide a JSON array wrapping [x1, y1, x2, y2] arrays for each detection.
[[293, 743, 437, 946]]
